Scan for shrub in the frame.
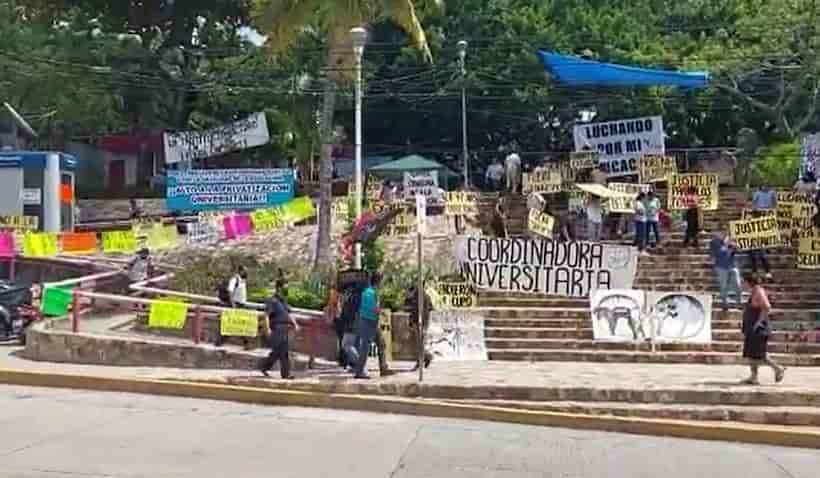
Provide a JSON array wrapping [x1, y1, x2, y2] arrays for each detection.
[[168, 251, 280, 297]]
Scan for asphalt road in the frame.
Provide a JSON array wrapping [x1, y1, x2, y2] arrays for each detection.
[[0, 386, 817, 478]]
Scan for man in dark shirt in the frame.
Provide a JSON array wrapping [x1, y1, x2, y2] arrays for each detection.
[[709, 228, 742, 311], [259, 291, 300, 379], [406, 285, 433, 370]]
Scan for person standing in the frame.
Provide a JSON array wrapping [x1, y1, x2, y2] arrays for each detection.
[[485, 160, 505, 192], [354, 273, 382, 379], [215, 265, 248, 347], [259, 288, 300, 379], [586, 195, 603, 242], [126, 248, 153, 284], [406, 284, 434, 371], [645, 191, 662, 247], [710, 229, 742, 312], [749, 185, 776, 279], [505, 151, 522, 193], [682, 186, 701, 248], [633, 193, 648, 254], [740, 274, 785, 385]]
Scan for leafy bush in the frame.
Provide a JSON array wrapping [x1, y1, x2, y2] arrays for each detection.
[[168, 251, 280, 297], [378, 260, 436, 311], [750, 141, 800, 187]]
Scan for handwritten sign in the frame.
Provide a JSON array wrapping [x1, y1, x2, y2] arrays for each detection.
[[41, 286, 73, 317], [0, 215, 38, 231], [387, 208, 415, 236], [251, 207, 285, 232], [427, 282, 477, 309], [522, 171, 562, 194], [667, 174, 719, 211], [223, 213, 253, 240], [0, 232, 15, 258], [638, 155, 677, 183], [332, 197, 351, 224], [61, 232, 98, 255], [187, 220, 220, 245], [528, 209, 555, 238], [23, 233, 59, 257], [280, 196, 316, 224], [540, 162, 575, 185], [729, 215, 787, 251], [219, 309, 259, 337], [148, 300, 189, 329], [797, 229, 820, 269], [102, 230, 138, 254], [445, 191, 479, 216], [569, 152, 599, 170], [366, 178, 384, 203]]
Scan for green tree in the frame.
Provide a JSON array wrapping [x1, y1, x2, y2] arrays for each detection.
[[252, 0, 444, 272]]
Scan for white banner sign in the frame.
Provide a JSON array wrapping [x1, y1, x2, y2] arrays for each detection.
[[403, 171, 439, 199], [454, 236, 638, 298], [573, 115, 665, 178], [427, 310, 488, 361], [590, 289, 712, 343], [800, 132, 820, 181], [163, 112, 270, 164]]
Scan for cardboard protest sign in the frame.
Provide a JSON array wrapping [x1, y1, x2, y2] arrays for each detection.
[[567, 189, 587, 212], [61, 232, 98, 255], [638, 155, 677, 183], [219, 309, 259, 337], [791, 200, 817, 233], [797, 228, 820, 269], [41, 286, 74, 317], [187, 220, 220, 245], [528, 209, 555, 238], [366, 178, 384, 203], [445, 191, 480, 216], [427, 282, 477, 309], [454, 235, 638, 298], [667, 174, 719, 211], [569, 152, 599, 170], [102, 230, 138, 254], [540, 161, 575, 184], [23, 233, 59, 257], [250, 207, 285, 232], [573, 116, 665, 177], [0, 215, 38, 231], [0, 232, 15, 258], [386, 207, 415, 236], [522, 170, 562, 194], [403, 171, 438, 199], [148, 300, 189, 329], [575, 183, 621, 198], [605, 183, 651, 214], [741, 209, 775, 220], [729, 215, 787, 251]]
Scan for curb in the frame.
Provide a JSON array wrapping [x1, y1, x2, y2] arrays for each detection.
[[1, 368, 818, 449]]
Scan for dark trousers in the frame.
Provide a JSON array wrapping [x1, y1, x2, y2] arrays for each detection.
[[647, 220, 660, 245], [749, 250, 771, 274], [355, 319, 379, 376], [260, 326, 291, 378], [634, 221, 647, 250], [683, 209, 699, 247]]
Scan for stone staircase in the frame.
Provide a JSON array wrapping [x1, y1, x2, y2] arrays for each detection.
[[473, 189, 820, 366]]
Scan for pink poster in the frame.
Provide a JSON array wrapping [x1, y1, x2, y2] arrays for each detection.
[[223, 214, 253, 240], [0, 232, 15, 258]]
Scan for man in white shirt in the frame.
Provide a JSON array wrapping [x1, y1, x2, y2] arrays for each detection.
[[228, 266, 248, 307], [485, 160, 505, 191], [505, 152, 522, 193]]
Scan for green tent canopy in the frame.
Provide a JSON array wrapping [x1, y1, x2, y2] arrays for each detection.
[[368, 154, 460, 186]]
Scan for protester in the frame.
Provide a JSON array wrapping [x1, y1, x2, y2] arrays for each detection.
[[794, 173, 817, 194], [491, 197, 507, 238], [586, 195, 603, 242], [645, 190, 662, 247], [633, 193, 648, 254], [485, 160, 504, 191], [259, 287, 299, 379], [129, 198, 143, 219], [740, 274, 785, 385], [682, 186, 701, 248], [353, 273, 382, 379], [709, 228, 742, 312], [749, 186, 775, 279], [406, 284, 434, 371], [527, 191, 545, 212], [505, 150, 522, 193], [126, 248, 153, 283], [215, 265, 250, 347]]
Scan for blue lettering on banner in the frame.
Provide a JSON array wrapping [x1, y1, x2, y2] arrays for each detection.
[[166, 169, 295, 211]]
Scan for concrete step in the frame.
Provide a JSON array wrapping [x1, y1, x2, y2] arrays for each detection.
[[485, 338, 820, 354], [484, 318, 745, 329], [486, 327, 819, 345], [487, 349, 820, 366], [448, 399, 820, 427]]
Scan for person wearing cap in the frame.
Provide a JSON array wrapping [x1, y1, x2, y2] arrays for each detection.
[[126, 248, 153, 283]]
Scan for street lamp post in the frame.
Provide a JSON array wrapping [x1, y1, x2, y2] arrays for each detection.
[[351, 26, 368, 270], [457, 40, 469, 189]]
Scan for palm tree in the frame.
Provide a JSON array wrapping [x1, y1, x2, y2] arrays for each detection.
[[253, 0, 443, 272]]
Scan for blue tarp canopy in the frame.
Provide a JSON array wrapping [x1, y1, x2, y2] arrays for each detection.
[[537, 50, 708, 88]]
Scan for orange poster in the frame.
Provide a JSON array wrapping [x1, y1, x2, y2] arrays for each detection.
[[61, 232, 97, 255], [60, 184, 74, 204]]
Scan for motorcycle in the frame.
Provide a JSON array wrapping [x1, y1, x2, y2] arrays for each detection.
[[0, 281, 40, 345]]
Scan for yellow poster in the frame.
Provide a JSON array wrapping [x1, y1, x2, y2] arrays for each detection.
[[0, 215, 38, 231], [569, 152, 598, 170], [729, 215, 787, 251], [102, 230, 138, 254], [522, 171, 562, 194], [387, 207, 414, 236], [250, 208, 285, 232], [575, 183, 621, 198], [219, 309, 259, 337], [332, 197, 351, 223], [445, 191, 480, 216], [368, 310, 393, 360], [604, 183, 650, 214], [528, 209, 555, 237], [797, 229, 820, 269], [427, 282, 477, 309], [667, 174, 719, 211], [148, 300, 189, 329], [740, 209, 776, 220], [146, 225, 178, 250], [22, 233, 58, 257], [792, 201, 817, 233], [540, 161, 575, 185], [567, 189, 587, 212], [638, 155, 677, 183], [366, 178, 384, 203]]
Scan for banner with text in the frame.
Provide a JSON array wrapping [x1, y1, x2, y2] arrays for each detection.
[[729, 215, 787, 251], [528, 209, 555, 238], [606, 183, 652, 214], [163, 112, 270, 164], [573, 115, 665, 178], [454, 236, 638, 298], [522, 170, 562, 194], [667, 174, 719, 211], [403, 171, 439, 199], [638, 155, 677, 183], [167, 168, 294, 212], [445, 191, 480, 216]]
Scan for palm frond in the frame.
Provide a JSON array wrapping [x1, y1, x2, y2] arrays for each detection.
[[381, 0, 435, 63], [252, 0, 323, 53]]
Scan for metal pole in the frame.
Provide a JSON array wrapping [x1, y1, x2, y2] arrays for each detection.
[[354, 49, 364, 269], [458, 40, 469, 189], [417, 231, 424, 382]]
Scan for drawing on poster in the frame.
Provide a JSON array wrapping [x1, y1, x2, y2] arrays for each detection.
[[590, 289, 712, 343], [426, 311, 488, 361]]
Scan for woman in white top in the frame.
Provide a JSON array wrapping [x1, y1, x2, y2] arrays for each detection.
[[586, 196, 603, 242], [633, 193, 648, 253]]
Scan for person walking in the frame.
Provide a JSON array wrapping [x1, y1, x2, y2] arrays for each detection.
[[633, 193, 648, 254], [259, 288, 300, 379], [505, 151, 522, 193], [709, 228, 742, 312], [682, 186, 701, 248], [126, 248, 153, 284], [586, 195, 603, 242], [740, 274, 785, 385], [215, 265, 248, 347], [353, 273, 382, 379], [645, 190, 662, 247]]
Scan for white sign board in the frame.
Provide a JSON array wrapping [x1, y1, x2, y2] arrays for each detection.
[[415, 194, 426, 235], [573, 115, 665, 178], [799, 132, 820, 182], [427, 310, 488, 361], [163, 112, 270, 164], [403, 171, 439, 199], [590, 289, 712, 343], [454, 236, 638, 298], [22, 188, 41, 206]]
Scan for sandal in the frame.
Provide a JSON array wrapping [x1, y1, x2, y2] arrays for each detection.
[[775, 367, 786, 383], [740, 377, 760, 385]]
